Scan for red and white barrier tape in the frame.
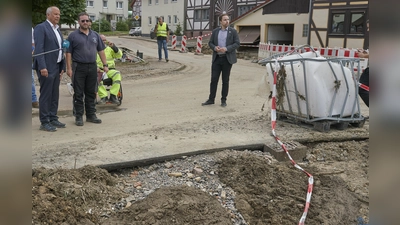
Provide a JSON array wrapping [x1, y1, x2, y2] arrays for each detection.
[[359, 83, 369, 92], [187, 32, 212, 40], [260, 43, 364, 58], [271, 59, 314, 225]]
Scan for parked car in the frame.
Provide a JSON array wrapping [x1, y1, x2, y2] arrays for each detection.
[[129, 27, 141, 36], [150, 27, 174, 39]]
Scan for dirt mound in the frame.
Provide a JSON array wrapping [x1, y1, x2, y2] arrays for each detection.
[[32, 141, 368, 225], [218, 154, 361, 224], [102, 186, 232, 225], [32, 165, 128, 225]]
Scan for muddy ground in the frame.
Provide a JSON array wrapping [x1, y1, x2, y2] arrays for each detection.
[[32, 139, 368, 225], [32, 37, 369, 224]]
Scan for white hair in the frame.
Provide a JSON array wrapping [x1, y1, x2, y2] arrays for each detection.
[[46, 6, 57, 15]]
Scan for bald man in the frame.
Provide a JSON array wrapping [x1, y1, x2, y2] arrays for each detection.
[[33, 6, 66, 131]]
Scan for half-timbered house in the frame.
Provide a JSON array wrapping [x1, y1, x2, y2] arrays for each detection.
[[231, 0, 310, 46], [185, 0, 266, 37], [309, 0, 369, 49], [130, 0, 142, 27]]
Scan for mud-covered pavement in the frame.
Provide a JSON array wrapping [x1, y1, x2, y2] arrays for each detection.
[[32, 37, 369, 224]]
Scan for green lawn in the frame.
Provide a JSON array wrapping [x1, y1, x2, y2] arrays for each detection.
[[99, 31, 129, 36]]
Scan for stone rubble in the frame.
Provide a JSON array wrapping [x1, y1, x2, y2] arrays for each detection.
[[112, 149, 276, 225]]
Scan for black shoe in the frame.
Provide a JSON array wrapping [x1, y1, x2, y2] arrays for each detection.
[[40, 123, 57, 132], [201, 100, 214, 106], [86, 115, 102, 124], [221, 102, 227, 107], [98, 97, 107, 105], [50, 120, 66, 128], [75, 117, 84, 126], [109, 94, 120, 105], [166, 58, 169, 62]]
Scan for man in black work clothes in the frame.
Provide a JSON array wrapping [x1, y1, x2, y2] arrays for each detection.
[[66, 12, 108, 126], [202, 14, 240, 107]]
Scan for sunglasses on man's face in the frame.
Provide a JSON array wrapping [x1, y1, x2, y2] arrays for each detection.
[[81, 20, 90, 23]]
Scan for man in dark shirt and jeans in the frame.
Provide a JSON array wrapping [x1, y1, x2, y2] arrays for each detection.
[[66, 12, 108, 126]]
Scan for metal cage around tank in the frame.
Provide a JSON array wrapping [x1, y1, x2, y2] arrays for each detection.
[[258, 45, 366, 132]]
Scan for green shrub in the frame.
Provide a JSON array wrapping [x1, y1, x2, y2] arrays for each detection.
[[91, 18, 111, 32], [116, 19, 129, 31]]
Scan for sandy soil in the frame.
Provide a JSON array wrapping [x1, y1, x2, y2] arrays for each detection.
[[32, 37, 369, 224]]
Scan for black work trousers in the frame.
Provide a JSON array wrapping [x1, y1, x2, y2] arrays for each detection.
[[358, 67, 369, 107], [72, 62, 98, 118], [208, 56, 233, 102]]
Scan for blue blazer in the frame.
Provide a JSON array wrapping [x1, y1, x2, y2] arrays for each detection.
[[208, 26, 240, 65], [33, 21, 66, 73]]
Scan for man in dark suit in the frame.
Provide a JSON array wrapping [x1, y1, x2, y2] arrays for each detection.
[[33, 6, 66, 132], [202, 13, 240, 107]]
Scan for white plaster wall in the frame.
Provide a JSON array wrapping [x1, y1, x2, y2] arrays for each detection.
[[233, 9, 309, 45], [142, 0, 185, 35]]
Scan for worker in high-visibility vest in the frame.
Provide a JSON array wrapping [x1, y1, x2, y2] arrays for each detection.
[[154, 16, 170, 62], [96, 34, 122, 105]]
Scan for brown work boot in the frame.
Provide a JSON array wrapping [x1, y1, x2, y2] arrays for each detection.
[[32, 101, 39, 108]]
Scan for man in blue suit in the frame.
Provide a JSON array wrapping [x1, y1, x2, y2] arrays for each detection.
[[202, 14, 240, 107], [33, 6, 66, 132]]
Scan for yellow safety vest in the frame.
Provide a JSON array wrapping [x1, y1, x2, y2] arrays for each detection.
[[156, 23, 167, 37]]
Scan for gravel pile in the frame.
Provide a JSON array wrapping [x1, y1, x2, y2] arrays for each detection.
[[111, 149, 276, 225]]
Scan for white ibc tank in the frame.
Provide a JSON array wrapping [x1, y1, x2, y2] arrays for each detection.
[[266, 51, 357, 118]]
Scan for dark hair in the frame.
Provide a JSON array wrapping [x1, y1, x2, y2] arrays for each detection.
[[78, 12, 89, 20], [219, 14, 229, 22]]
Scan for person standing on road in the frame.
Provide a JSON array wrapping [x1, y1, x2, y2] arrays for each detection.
[[32, 27, 39, 108], [66, 12, 109, 126], [202, 14, 240, 107], [97, 34, 123, 105], [33, 6, 66, 132], [358, 19, 369, 108], [154, 16, 169, 62]]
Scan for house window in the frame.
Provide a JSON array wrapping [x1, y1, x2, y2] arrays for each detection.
[[173, 15, 178, 24], [350, 13, 364, 34], [103, 1, 108, 8], [172, 0, 177, 2], [116, 1, 123, 9], [155, 0, 159, 4], [149, 0, 152, 5], [194, 9, 209, 22], [117, 15, 123, 21], [148, 16, 152, 25], [86, 1, 94, 7], [331, 13, 345, 34], [168, 15, 171, 24], [238, 5, 255, 16], [89, 15, 96, 21], [330, 10, 366, 35], [302, 24, 308, 37]]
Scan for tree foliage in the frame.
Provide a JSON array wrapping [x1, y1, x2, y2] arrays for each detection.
[[32, 0, 86, 26], [59, 0, 86, 26], [32, 0, 59, 25], [174, 22, 183, 36]]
